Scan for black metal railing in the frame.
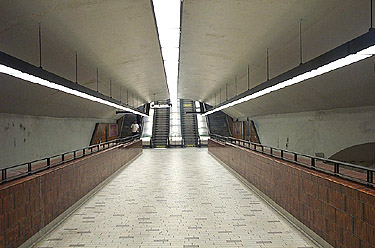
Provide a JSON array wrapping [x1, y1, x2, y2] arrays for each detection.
[[210, 134, 375, 187], [0, 135, 140, 185]]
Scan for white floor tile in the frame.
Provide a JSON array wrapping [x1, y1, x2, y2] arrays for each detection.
[[33, 148, 318, 248]]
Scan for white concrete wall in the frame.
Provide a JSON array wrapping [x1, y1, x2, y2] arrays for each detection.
[[0, 113, 113, 169], [252, 106, 375, 158]]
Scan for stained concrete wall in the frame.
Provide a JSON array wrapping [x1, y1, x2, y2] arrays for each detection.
[[251, 106, 375, 158], [0, 113, 113, 169]]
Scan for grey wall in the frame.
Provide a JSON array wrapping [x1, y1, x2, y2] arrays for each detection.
[[0, 113, 113, 169], [250, 106, 375, 158]]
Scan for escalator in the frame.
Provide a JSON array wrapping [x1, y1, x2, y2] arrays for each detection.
[[151, 100, 170, 148], [180, 99, 199, 147]]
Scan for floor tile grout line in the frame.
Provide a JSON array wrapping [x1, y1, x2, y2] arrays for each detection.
[[208, 151, 332, 248], [33, 148, 322, 248], [26, 152, 143, 248]]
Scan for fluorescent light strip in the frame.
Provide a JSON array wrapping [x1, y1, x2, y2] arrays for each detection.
[[153, 0, 181, 110], [151, 104, 170, 109], [0, 64, 147, 117], [203, 45, 375, 116]]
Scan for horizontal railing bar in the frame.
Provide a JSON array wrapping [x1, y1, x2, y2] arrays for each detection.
[[211, 134, 375, 172], [0, 135, 140, 184], [210, 134, 374, 187]]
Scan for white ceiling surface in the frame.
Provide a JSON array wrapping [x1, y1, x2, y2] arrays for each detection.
[[0, 73, 119, 119], [0, 0, 374, 120], [179, 0, 374, 118], [224, 57, 375, 119], [0, 0, 167, 118]]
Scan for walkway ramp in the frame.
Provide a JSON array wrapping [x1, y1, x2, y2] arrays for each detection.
[[33, 149, 319, 248]]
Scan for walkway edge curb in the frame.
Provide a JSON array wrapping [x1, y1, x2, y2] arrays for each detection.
[[22, 151, 143, 248], [208, 151, 333, 248]]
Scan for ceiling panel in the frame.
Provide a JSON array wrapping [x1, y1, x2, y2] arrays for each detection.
[[0, 0, 168, 118], [0, 74, 126, 119], [179, 0, 370, 107], [223, 57, 375, 119]]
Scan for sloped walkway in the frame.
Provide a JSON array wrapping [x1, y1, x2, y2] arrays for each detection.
[[34, 148, 318, 248]]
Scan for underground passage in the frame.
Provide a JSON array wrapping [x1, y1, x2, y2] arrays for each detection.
[[0, 1, 375, 248]]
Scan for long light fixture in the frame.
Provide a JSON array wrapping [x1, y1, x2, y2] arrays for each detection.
[[152, 0, 181, 110], [203, 29, 375, 116], [0, 51, 148, 117]]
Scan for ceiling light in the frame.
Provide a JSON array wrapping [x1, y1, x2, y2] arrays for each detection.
[[152, 0, 181, 110], [203, 30, 375, 116], [158, 29, 180, 47], [0, 52, 147, 117]]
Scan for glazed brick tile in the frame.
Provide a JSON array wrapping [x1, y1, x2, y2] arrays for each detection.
[[0, 216, 4, 234], [343, 230, 360, 247], [317, 185, 328, 202], [346, 196, 363, 219], [336, 209, 353, 233], [209, 139, 375, 248], [328, 189, 345, 211], [363, 204, 375, 226], [0, 232, 4, 248], [322, 202, 336, 222], [359, 240, 375, 248], [359, 190, 375, 206], [0, 140, 141, 248], [367, 223, 375, 245]]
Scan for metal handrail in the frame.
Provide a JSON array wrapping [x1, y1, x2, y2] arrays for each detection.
[[210, 134, 374, 187], [1, 135, 140, 184]]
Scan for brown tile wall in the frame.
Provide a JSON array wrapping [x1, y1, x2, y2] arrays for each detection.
[[209, 139, 375, 248], [0, 140, 142, 248]]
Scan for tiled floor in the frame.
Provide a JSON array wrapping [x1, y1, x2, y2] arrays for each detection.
[[33, 148, 318, 248]]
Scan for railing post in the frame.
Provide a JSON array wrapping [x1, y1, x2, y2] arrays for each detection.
[[367, 170, 373, 185], [270, 147, 273, 155], [281, 150, 283, 158], [334, 163, 339, 175], [294, 153, 297, 162], [28, 163, 32, 174], [61, 154, 65, 162], [261, 145, 264, 153], [47, 158, 50, 168], [74, 151, 76, 159], [97, 144, 99, 152], [311, 157, 315, 168], [83, 148, 86, 156], [2, 169, 6, 182]]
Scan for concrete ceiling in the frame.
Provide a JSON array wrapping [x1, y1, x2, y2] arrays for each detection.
[[223, 57, 375, 119], [0, 0, 374, 119], [0, 73, 123, 119], [179, 0, 374, 118], [0, 0, 167, 118]]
